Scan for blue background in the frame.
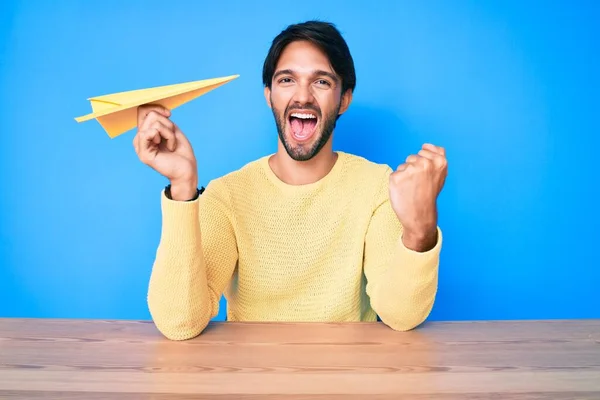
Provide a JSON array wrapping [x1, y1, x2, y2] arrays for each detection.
[[1, 0, 598, 322]]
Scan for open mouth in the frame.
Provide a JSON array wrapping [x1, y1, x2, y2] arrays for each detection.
[[288, 111, 318, 142]]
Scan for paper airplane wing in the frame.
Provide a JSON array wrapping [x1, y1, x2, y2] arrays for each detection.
[[75, 74, 239, 138]]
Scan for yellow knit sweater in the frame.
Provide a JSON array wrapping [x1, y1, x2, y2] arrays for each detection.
[[147, 151, 442, 340]]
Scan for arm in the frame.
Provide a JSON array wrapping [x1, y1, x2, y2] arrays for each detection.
[[363, 167, 442, 331], [147, 179, 238, 340]]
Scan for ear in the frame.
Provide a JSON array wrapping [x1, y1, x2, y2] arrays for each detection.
[[338, 89, 353, 115], [264, 86, 272, 109]]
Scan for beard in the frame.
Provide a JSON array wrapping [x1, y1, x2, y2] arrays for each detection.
[[271, 97, 340, 162]]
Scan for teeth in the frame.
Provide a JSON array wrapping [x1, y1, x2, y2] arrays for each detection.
[[291, 113, 317, 119]]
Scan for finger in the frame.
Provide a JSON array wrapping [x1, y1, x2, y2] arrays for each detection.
[[151, 120, 177, 151], [419, 149, 448, 169], [395, 163, 409, 173], [133, 134, 140, 154], [172, 123, 191, 149], [417, 149, 437, 160], [137, 104, 171, 129], [403, 155, 431, 171], [417, 149, 444, 165], [140, 111, 175, 133], [423, 143, 445, 157], [139, 127, 159, 152], [416, 156, 433, 171], [405, 154, 419, 164], [136, 129, 158, 164], [156, 120, 177, 151], [140, 121, 176, 152], [153, 132, 161, 145]]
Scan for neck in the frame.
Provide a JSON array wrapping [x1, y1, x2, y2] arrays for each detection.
[[269, 142, 338, 185]]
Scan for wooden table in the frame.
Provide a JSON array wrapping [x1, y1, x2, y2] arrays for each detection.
[[0, 318, 599, 399]]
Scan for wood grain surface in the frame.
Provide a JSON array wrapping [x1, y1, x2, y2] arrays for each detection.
[[0, 318, 599, 399]]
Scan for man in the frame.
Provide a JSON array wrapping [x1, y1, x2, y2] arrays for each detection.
[[133, 21, 447, 341]]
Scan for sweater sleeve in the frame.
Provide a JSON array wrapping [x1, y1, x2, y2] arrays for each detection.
[[147, 179, 238, 340], [363, 167, 443, 331]]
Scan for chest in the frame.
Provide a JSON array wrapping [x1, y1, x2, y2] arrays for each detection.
[[231, 196, 371, 297]]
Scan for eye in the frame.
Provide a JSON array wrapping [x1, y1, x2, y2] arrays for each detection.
[[278, 77, 293, 84], [315, 79, 331, 87]]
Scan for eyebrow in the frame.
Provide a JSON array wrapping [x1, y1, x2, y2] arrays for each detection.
[[273, 69, 340, 84]]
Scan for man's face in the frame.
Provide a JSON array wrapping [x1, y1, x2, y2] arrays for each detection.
[[265, 40, 352, 161]]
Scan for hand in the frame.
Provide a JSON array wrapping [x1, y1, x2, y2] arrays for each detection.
[[133, 104, 198, 200], [389, 143, 448, 251]]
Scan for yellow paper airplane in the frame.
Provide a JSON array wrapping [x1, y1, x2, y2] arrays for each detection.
[[75, 74, 239, 138]]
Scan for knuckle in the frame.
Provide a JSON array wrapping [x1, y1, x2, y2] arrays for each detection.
[[161, 118, 174, 131], [142, 128, 157, 139], [164, 124, 175, 136], [419, 158, 432, 170]]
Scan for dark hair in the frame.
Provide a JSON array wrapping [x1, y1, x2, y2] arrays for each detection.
[[262, 20, 356, 95]]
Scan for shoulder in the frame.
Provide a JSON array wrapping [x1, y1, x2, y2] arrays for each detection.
[[214, 155, 267, 186], [339, 151, 393, 183], [337, 152, 394, 207], [202, 155, 268, 201]]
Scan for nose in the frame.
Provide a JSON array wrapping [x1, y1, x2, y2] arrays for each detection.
[[291, 81, 315, 105]]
